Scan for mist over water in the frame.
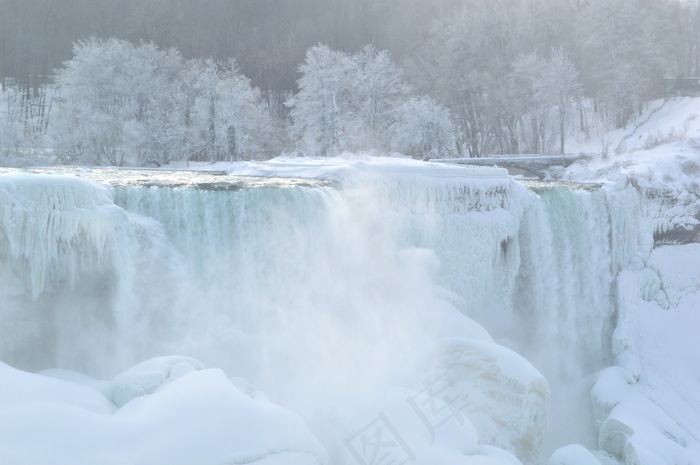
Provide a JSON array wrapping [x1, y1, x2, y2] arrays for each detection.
[[113, 182, 442, 414], [0, 169, 644, 463]]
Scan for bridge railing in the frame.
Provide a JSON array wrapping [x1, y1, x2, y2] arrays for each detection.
[[432, 153, 593, 164], [483, 153, 594, 160]]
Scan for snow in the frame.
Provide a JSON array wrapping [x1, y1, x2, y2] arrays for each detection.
[[0, 359, 326, 465], [164, 152, 510, 181], [549, 444, 602, 465], [111, 355, 205, 407]]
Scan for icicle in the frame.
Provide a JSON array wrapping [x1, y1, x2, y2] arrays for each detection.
[[0, 173, 126, 299]]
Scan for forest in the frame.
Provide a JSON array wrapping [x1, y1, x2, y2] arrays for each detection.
[[1, 0, 699, 164]]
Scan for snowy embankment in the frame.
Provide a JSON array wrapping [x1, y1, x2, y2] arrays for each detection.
[[559, 96, 700, 243], [0, 357, 326, 465]]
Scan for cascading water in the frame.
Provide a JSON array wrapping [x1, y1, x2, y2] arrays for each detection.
[[0, 164, 657, 465]]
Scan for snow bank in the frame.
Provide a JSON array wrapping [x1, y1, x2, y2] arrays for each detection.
[[0, 358, 326, 465], [174, 153, 511, 181]]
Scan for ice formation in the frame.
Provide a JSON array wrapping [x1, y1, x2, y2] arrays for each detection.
[[0, 173, 125, 298]]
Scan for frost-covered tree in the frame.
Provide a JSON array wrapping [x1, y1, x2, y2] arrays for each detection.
[[537, 48, 581, 154], [349, 45, 410, 151], [0, 82, 54, 160], [51, 38, 160, 165], [393, 96, 455, 160], [288, 43, 411, 155], [287, 44, 353, 156], [50, 38, 273, 165], [509, 53, 549, 154], [191, 59, 273, 162], [405, 1, 531, 158], [576, 0, 672, 128], [134, 45, 190, 166], [0, 88, 26, 157]]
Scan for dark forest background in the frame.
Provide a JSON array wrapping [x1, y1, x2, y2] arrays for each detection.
[[2, 0, 700, 163], [0, 0, 461, 96]]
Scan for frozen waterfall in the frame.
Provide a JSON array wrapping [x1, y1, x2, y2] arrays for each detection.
[[0, 163, 687, 465]]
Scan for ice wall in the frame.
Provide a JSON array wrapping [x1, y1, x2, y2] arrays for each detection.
[[0, 174, 130, 371]]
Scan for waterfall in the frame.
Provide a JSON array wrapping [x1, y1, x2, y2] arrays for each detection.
[[0, 166, 656, 464]]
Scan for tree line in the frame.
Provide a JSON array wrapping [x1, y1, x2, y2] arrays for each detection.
[[1, 0, 698, 163], [0, 37, 456, 163]]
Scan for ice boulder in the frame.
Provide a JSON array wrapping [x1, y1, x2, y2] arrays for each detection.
[[112, 366, 328, 465], [598, 391, 700, 465], [335, 387, 522, 465], [548, 445, 602, 465], [427, 338, 550, 463], [111, 355, 205, 407], [590, 366, 635, 429]]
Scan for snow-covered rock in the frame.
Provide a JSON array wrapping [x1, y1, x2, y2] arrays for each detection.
[[427, 338, 550, 463], [548, 445, 602, 465], [0, 360, 327, 465], [111, 355, 205, 407]]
